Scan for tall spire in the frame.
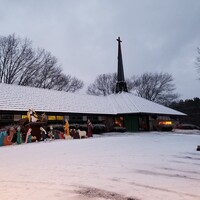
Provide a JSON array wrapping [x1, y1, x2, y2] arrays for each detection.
[[115, 37, 128, 93]]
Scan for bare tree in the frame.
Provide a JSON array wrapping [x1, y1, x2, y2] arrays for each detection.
[[33, 52, 62, 89], [195, 47, 200, 80], [0, 34, 84, 92], [87, 74, 115, 96], [132, 73, 179, 106], [0, 34, 36, 84], [65, 76, 84, 92], [87, 73, 133, 96], [54, 74, 84, 92]]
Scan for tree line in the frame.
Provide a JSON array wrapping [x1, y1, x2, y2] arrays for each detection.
[[1, 34, 200, 106], [170, 98, 200, 127]]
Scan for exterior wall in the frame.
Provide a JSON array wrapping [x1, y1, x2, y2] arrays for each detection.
[[123, 115, 150, 132], [123, 114, 178, 132], [0, 111, 114, 130], [0, 111, 179, 132], [148, 115, 178, 131]]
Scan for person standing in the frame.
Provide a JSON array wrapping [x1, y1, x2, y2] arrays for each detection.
[[87, 119, 93, 137], [64, 120, 70, 136], [64, 119, 72, 139]]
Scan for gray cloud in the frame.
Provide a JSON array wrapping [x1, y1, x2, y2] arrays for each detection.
[[0, 0, 200, 99]]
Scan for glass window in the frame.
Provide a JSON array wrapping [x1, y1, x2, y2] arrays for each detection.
[[48, 116, 56, 120], [115, 117, 123, 127], [83, 116, 87, 121], [14, 115, 21, 121], [57, 116, 64, 121]]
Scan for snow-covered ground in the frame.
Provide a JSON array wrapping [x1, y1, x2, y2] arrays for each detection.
[[0, 132, 200, 200]]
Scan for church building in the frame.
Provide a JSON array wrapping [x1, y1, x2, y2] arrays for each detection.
[[0, 38, 185, 132]]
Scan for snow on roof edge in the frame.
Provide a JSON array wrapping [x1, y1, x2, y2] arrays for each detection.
[[0, 83, 186, 116]]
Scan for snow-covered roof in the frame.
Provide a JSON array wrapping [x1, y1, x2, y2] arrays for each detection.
[[0, 83, 185, 116], [107, 93, 185, 115]]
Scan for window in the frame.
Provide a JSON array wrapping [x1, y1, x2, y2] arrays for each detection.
[[115, 117, 123, 127], [48, 116, 56, 120], [14, 115, 21, 121], [83, 116, 87, 121], [57, 116, 64, 121]]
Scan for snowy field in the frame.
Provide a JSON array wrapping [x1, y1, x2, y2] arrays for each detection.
[[0, 132, 200, 200]]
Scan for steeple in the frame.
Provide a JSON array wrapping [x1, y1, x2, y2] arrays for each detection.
[[115, 37, 128, 93]]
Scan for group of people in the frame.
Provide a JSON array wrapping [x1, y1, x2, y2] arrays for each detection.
[[64, 119, 93, 139], [0, 126, 33, 146], [1, 108, 94, 147], [29, 118, 93, 142], [0, 118, 94, 147]]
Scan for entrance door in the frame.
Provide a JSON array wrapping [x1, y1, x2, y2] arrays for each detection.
[[124, 116, 139, 132]]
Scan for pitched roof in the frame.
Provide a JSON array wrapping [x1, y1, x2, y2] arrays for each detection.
[[0, 83, 185, 116], [107, 93, 185, 115]]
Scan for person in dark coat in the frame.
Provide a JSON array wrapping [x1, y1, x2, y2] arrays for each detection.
[[87, 119, 93, 137]]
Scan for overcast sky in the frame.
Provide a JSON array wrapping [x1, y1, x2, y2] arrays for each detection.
[[0, 0, 200, 100]]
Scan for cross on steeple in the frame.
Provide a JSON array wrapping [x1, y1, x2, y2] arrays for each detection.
[[117, 37, 122, 43], [115, 37, 128, 93]]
